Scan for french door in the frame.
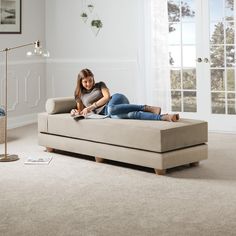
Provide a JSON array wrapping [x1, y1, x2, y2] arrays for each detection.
[[168, 0, 236, 132]]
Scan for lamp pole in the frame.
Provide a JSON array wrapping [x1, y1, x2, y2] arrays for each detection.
[[0, 41, 43, 162]]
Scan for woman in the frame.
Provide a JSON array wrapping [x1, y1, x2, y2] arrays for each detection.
[[71, 68, 179, 121]]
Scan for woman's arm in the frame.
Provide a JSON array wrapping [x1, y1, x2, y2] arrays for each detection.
[[93, 87, 110, 108], [70, 99, 85, 116], [80, 88, 111, 115], [76, 99, 85, 112]]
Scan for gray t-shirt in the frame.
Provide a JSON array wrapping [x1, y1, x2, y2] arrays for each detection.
[[80, 82, 108, 114]]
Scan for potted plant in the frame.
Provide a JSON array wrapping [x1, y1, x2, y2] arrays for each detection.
[[91, 19, 103, 28], [80, 12, 88, 22], [91, 19, 103, 36], [87, 4, 94, 12]]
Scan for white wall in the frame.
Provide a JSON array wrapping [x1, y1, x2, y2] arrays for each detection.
[[0, 0, 46, 128], [1, 0, 147, 128], [46, 0, 146, 103]]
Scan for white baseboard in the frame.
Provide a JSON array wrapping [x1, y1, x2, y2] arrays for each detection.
[[8, 113, 37, 129]]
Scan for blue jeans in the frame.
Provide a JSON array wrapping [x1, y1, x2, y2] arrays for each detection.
[[100, 93, 162, 120]]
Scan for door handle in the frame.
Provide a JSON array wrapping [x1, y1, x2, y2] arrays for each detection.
[[204, 58, 209, 63]]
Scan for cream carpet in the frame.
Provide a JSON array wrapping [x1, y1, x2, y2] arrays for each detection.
[[0, 124, 236, 236]]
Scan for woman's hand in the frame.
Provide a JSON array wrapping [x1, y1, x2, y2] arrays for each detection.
[[80, 107, 90, 116], [70, 109, 79, 117]]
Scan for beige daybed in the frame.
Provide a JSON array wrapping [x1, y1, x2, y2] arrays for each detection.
[[38, 97, 208, 175]]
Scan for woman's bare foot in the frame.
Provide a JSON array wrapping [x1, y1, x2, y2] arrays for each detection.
[[161, 113, 180, 122], [144, 105, 161, 115]]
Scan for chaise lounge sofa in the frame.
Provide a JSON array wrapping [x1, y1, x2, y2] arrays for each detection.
[[38, 97, 208, 175]]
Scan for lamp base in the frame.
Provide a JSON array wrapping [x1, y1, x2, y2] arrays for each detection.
[[0, 154, 19, 162]]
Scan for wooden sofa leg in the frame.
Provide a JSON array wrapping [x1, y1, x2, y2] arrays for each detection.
[[95, 157, 104, 163], [154, 169, 166, 175], [46, 147, 54, 152], [189, 161, 199, 167]]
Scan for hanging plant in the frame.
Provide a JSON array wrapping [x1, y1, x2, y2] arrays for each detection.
[[91, 19, 103, 36], [91, 19, 103, 28], [80, 12, 88, 23], [81, 12, 88, 18], [87, 4, 94, 12]]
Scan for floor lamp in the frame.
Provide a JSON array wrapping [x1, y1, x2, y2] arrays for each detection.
[[0, 40, 49, 162]]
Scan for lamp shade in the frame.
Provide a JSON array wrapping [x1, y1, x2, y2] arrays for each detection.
[[26, 41, 50, 58]]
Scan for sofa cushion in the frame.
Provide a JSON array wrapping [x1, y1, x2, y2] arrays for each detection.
[[38, 113, 207, 153], [46, 97, 76, 114]]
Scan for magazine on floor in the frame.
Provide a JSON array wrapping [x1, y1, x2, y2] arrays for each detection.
[[73, 113, 109, 121], [24, 156, 53, 165]]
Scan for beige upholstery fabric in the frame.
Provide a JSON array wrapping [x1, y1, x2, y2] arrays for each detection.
[[38, 113, 48, 133], [45, 97, 76, 114], [38, 132, 208, 169], [39, 97, 208, 172], [38, 113, 207, 153]]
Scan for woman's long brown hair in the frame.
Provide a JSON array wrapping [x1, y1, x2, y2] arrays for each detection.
[[74, 68, 94, 101]]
